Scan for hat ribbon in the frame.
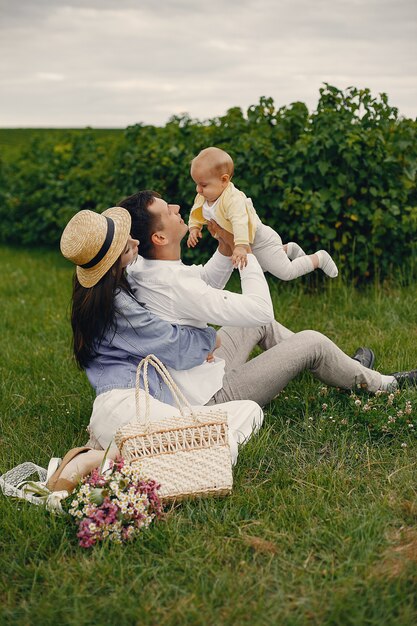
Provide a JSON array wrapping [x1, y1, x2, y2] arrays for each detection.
[[80, 216, 115, 269]]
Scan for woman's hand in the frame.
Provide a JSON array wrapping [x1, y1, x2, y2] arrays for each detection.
[[207, 220, 234, 257], [206, 332, 221, 362]]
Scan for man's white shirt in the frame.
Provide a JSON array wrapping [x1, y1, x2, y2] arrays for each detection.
[[127, 250, 273, 405]]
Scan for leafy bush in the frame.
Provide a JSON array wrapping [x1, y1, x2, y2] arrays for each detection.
[[2, 131, 117, 246], [1, 85, 416, 281]]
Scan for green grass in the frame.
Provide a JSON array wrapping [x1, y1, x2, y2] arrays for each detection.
[[1, 246, 417, 626], [0, 128, 122, 162]]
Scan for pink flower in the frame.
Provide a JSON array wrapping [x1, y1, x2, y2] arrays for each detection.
[[67, 460, 162, 548]]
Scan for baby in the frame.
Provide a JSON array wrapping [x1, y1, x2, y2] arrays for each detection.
[[187, 147, 338, 279]]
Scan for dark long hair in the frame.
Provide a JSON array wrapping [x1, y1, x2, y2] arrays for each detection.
[[71, 257, 130, 368]]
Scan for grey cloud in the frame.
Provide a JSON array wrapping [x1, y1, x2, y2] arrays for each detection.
[[0, 0, 254, 28], [0, 0, 416, 126]]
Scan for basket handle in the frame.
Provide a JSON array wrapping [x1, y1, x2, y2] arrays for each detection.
[[135, 354, 196, 426]]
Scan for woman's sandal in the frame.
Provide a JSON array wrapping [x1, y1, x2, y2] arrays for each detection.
[[46, 447, 92, 493]]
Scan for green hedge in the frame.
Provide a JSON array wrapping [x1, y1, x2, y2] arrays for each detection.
[[1, 85, 416, 281]]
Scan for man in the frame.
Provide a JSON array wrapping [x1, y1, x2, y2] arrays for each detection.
[[119, 190, 416, 409]]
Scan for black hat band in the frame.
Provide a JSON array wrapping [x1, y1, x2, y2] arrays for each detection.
[[80, 217, 115, 269]]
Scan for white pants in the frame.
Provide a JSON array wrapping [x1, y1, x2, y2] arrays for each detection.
[[88, 388, 264, 465], [252, 222, 314, 280]]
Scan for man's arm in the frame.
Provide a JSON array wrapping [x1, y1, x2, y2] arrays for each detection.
[[171, 254, 274, 327], [199, 249, 233, 289], [195, 219, 234, 289]]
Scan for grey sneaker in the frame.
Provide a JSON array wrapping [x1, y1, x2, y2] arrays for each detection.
[[351, 347, 375, 369], [390, 370, 417, 388]]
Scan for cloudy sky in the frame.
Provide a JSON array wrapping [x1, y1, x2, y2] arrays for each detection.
[[1, 0, 416, 127]]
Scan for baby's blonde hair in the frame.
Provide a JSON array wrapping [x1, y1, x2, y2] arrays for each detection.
[[191, 146, 234, 178]]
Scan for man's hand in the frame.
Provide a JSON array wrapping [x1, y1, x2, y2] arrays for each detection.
[[232, 245, 250, 269], [187, 227, 202, 248], [207, 220, 234, 256]]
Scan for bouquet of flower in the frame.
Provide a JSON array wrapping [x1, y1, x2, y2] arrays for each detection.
[[66, 457, 163, 548]]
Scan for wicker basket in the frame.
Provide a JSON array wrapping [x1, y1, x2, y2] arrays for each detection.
[[115, 355, 233, 502]]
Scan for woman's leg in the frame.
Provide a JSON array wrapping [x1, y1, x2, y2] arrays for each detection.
[[198, 400, 264, 464], [88, 388, 182, 450], [212, 329, 382, 406]]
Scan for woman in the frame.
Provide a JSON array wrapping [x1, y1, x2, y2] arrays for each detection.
[[47, 207, 263, 492]]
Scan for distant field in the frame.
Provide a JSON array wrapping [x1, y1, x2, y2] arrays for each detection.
[[0, 128, 123, 161]]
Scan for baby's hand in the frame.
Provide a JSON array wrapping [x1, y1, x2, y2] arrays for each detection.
[[187, 227, 202, 248], [206, 352, 215, 363], [232, 245, 249, 269]]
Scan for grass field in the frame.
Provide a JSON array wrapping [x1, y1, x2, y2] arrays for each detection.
[[1, 246, 417, 626], [0, 128, 122, 162]]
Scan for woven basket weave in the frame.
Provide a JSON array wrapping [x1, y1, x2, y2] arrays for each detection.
[[115, 355, 233, 502]]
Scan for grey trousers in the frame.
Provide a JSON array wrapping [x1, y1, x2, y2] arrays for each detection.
[[208, 321, 382, 407]]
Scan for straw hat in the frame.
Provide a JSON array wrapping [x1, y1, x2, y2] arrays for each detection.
[[60, 207, 131, 287]]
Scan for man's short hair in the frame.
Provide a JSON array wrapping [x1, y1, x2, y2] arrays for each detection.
[[118, 190, 161, 259]]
